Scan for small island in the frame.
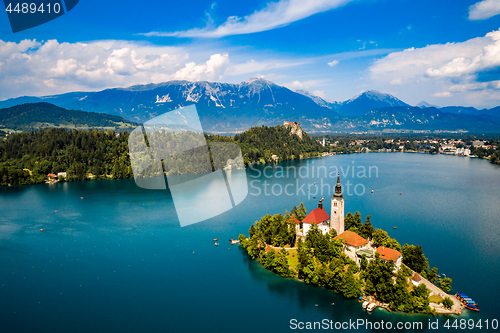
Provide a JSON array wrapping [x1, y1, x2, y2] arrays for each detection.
[[239, 175, 468, 315]]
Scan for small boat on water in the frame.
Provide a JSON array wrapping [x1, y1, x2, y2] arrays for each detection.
[[367, 303, 377, 312], [371, 190, 374, 193], [215, 243, 219, 246], [40, 229, 44, 232], [465, 304, 480, 312], [393, 226, 397, 229], [362, 301, 369, 309], [213, 239, 218, 241], [399, 193, 402, 195], [442, 273, 446, 277]]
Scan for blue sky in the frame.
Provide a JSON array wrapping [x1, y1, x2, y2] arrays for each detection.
[[1, 0, 500, 107]]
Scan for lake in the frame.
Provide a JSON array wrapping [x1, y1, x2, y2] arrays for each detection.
[[1, 152, 499, 332]]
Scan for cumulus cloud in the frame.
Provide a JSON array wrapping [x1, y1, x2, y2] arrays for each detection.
[[0, 39, 236, 100], [469, 0, 500, 20], [143, 0, 353, 38], [286, 79, 324, 90], [369, 29, 500, 106], [327, 60, 339, 67]]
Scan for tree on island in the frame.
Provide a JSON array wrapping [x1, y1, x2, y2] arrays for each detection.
[[437, 277, 453, 293], [344, 212, 354, 230], [389, 270, 414, 312], [261, 248, 295, 278], [428, 267, 438, 285], [402, 244, 429, 277], [442, 297, 454, 309], [362, 253, 397, 303], [360, 215, 374, 239], [360, 254, 368, 271], [297, 239, 318, 285], [372, 229, 401, 251], [411, 283, 432, 314]]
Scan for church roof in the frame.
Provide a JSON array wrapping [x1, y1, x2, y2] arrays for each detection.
[[334, 230, 368, 247], [286, 217, 301, 224], [333, 173, 343, 198], [376, 246, 402, 262], [412, 273, 422, 282], [302, 207, 330, 224]]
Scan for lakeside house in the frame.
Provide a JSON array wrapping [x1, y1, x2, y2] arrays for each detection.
[[411, 272, 422, 286], [376, 246, 403, 271], [334, 230, 370, 263]]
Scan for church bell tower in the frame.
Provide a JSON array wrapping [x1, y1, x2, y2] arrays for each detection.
[[330, 173, 345, 235]]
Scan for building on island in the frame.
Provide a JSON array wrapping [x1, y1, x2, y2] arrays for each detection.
[[411, 273, 422, 286], [297, 174, 404, 270], [330, 174, 345, 235], [334, 230, 369, 262], [302, 199, 330, 235], [286, 215, 301, 235], [376, 246, 403, 271]]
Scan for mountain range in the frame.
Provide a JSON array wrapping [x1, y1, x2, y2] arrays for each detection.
[[0, 103, 138, 132], [1, 78, 499, 133]]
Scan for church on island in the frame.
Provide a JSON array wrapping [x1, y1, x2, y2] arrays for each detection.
[[295, 175, 403, 270]]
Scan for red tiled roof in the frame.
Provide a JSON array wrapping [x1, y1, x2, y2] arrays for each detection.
[[286, 217, 301, 224], [302, 207, 330, 224], [334, 230, 368, 247], [412, 273, 422, 282], [265, 245, 276, 253], [376, 246, 402, 262]]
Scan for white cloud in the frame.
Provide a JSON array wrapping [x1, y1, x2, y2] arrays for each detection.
[[469, 0, 500, 20], [433, 91, 452, 97], [0, 39, 239, 100], [173, 53, 230, 81], [369, 29, 500, 107], [143, 0, 353, 38], [286, 79, 324, 90], [327, 60, 339, 67], [390, 77, 402, 85]]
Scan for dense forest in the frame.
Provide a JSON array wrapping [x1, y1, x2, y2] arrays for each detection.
[[0, 129, 132, 185], [239, 205, 453, 314], [211, 124, 325, 164], [0, 124, 324, 186]]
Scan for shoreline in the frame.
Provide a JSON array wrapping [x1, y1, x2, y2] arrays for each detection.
[[2, 150, 498, 188]]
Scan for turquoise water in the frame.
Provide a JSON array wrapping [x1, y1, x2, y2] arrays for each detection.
[[1, 153, 499, 332]]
